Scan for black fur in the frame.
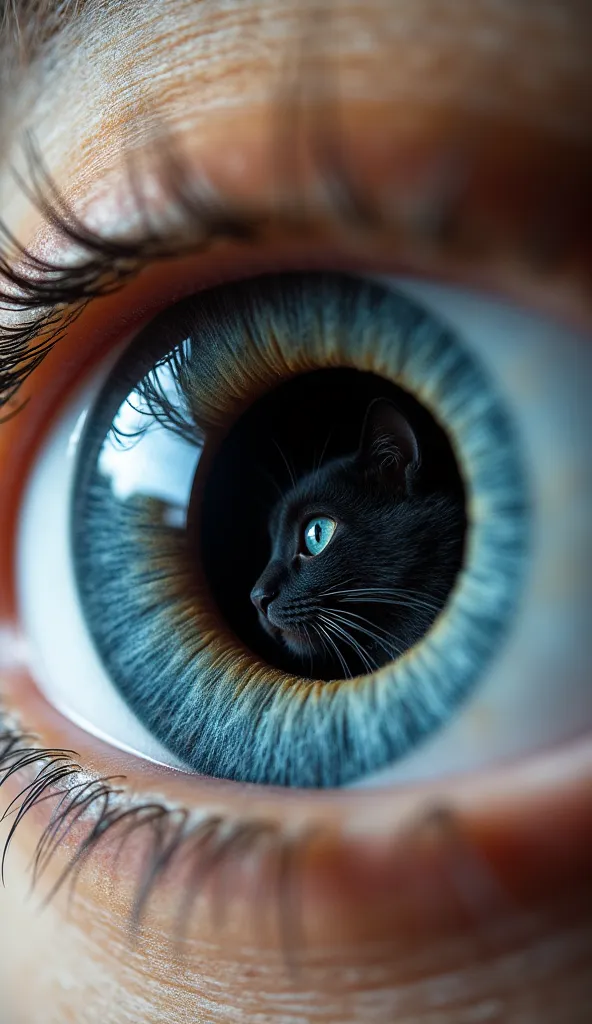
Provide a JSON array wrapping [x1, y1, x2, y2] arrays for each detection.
[[250, 400, 465, 679]]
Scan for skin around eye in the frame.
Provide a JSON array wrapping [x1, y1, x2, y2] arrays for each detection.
[[1, 1, 592, 1022]]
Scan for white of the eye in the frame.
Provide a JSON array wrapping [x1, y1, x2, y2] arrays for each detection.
[[16, 353, 190, 770], [16, 279, 592, 783]]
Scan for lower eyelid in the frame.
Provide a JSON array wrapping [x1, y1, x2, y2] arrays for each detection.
[[1, 667, 591, 962], [2, 658, 590, 824], [2, 586, 592, 948], [4, 587, 590, 887]]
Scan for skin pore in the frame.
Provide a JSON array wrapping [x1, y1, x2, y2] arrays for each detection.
[[0, 1, 591, 1022]]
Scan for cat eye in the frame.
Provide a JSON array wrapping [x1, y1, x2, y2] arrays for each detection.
[[15, 270, 592, 788], [302, 517, 337, 557]]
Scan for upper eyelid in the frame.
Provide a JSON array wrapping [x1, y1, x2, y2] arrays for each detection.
[[2, 100, 592, 418], [0, 128, 401, 419], [0, 144, 263, 418]]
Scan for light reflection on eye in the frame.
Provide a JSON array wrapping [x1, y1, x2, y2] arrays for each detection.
[[99, 357, 199, 512], [15, 271, 592, 788]]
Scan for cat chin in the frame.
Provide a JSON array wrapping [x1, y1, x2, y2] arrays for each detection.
[[258, 613, 313, 657], [280, 631, 313, 657], [272, 623, 310, 655]]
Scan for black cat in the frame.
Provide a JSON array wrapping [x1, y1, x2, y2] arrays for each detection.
[[250, 399, 464, 679]]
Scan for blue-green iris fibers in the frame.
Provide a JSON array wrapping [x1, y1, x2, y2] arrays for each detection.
[[71, 272, 529, 787], [304, 517, 337, 555]]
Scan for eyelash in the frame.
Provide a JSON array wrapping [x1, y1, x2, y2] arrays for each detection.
[[1, 707, 511, 953], [0, 138, 264, 417], [0, 130, 409, 420], [0, 717, 305, 942]]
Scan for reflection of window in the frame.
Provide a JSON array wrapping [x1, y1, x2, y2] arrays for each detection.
[[99, 360, 200, 508]]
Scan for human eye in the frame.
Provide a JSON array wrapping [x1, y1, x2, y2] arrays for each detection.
[[12, 258, 590, 788], [3, 131, 590, 874], [0, 6, 591, 1015]]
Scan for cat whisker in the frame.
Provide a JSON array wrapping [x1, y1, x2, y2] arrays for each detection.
[[319, 610, 385, 659], [301, 623, 315, 678], [327, 584, 433, 597], [324, 584, 443, 602], [321, 609, 405, 662], [340, 591, 440, 608], [327, 587, 443, 617], [318, 620, 357, 679], [318, 614, 377, 676], [311, 428, 334, 478], [324, 608, 407, 656], [312, 621, 352, 680], [308, 622, 329, 664], [272, 438, 298, 489], [318, 576, 359, 599], [339, 597, 442, 618], [309, 621, 336, 673]]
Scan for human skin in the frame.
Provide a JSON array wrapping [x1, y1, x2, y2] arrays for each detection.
[[0, 1, 591, 1022]]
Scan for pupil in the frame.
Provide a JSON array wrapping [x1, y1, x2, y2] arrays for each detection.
[[200, 367, 465, 679]]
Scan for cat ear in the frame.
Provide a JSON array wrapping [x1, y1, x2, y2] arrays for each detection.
[[356, 399, 420, 491]]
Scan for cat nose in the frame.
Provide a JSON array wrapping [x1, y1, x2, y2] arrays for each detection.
[[250, 584, 278, 617]]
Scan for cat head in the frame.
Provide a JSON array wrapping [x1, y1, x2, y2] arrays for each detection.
[[249, 398, 438, 673]]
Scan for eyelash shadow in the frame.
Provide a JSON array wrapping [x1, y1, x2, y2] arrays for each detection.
[[0, 713, 314, 951]]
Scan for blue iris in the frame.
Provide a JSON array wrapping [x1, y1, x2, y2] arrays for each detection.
[[71, 272, 528, 787]]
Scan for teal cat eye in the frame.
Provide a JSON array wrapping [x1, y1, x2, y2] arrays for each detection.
[[69, 272, 529, 787], [303, 517, 337, 556]]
